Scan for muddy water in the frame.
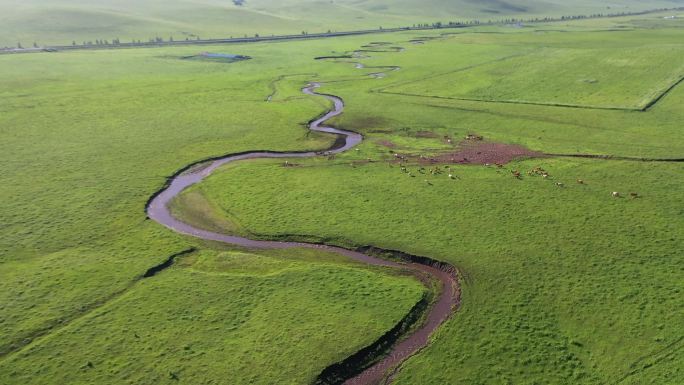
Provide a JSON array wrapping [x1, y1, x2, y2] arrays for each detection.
[[146, 83, 459, 384]]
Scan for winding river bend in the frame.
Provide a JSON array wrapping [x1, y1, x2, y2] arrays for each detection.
[[146, 83, 460, 384]]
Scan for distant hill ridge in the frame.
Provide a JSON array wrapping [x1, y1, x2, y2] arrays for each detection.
[[1, 0, 683, 46]]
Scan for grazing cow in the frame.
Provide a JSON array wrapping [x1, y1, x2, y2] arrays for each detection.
[[612, 192, 620, 198], [630, 192, 639, 198], [555, 182, 564, 187], [577, 179, 584, 184]]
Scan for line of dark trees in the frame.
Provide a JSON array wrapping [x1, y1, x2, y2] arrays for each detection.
[[68, 35, 203, 47], [5, 7, 683, 52]]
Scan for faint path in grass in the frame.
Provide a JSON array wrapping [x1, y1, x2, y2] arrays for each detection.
[[146, 83, 461, 385]]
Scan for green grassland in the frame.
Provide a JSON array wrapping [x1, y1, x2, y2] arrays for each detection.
[[1, 12, 684, 385], [2, 0, 684, 47], [383, 44, 684, 109], [178, 156, 684, 384], [0, 247, 425, 385]]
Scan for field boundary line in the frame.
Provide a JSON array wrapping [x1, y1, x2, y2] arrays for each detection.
[[546, 153, 684, 162], [371, 50, 533, 94], [642, 74, 684, 111], [375, 50, 684, 112], [377, 90, 643, 111]]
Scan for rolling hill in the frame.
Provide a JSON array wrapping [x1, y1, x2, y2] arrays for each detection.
[[1, 0, 683, 47]]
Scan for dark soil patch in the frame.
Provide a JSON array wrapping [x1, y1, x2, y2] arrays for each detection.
[[421, 141, 544, 165]]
